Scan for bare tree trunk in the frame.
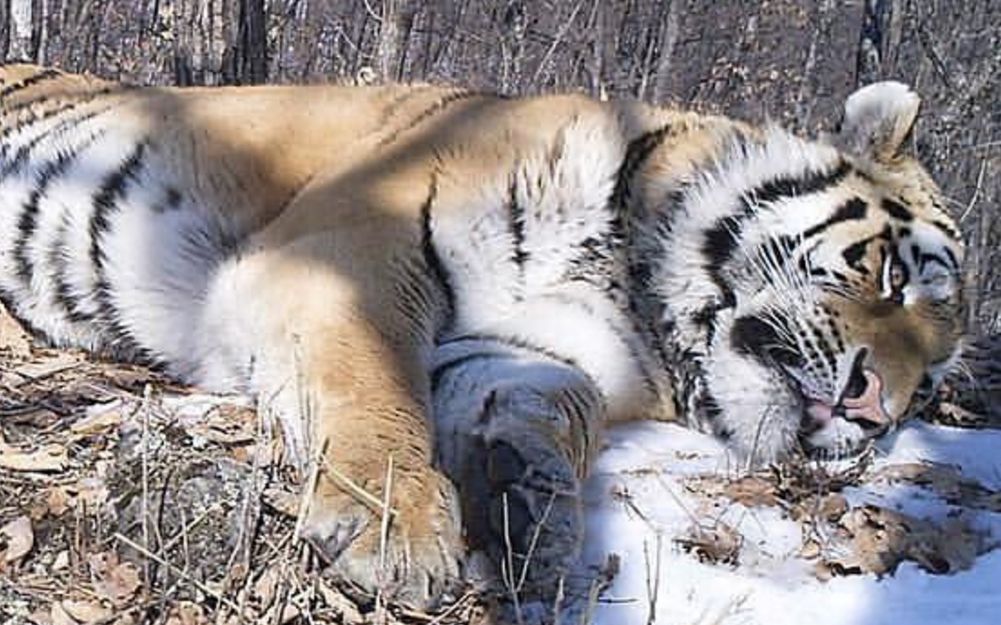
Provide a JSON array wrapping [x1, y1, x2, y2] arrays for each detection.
[[0, 0, 10, 62], [8, 0, 33, 60], [236, 0, 266, 83], [33, 0, 47, 64], [375, 0, 416, 82], [652, 0, 682, 103], [499, 1, 526, 94]]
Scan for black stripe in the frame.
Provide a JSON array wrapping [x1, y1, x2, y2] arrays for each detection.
[[377, 90, 482, 148], [918, 252, 952, 274], [942, 246, 960, 272], [881, 198, 914, 221], [0, 284, 54, 345], [701, 215, 742, 308], [89, 143, 148, 268], [507, 174, 529, 268], [0, 92, 117, 143], [611, 123, 675, 212], [419, 178, 456, 328], [430, 351, 508, 393], [375, 87, 431, 128], [702, 160, 853, 305], [931, 219, 960, 240], [49, 216, 92, 322], [446, 332, 581, 371], [738, 160, 852, 216], [0, 99, 77, 142], [15, 153, 79, 285], [87, 142, 148, 358], [730, 313, 805, 370], [801, 197, 868, 239], [13, 129, 107, 288], [1, 104, 114, 181], [0, 68, 61, 100]]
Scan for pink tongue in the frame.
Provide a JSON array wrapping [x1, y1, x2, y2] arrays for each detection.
[[806, 401, 834, 424]]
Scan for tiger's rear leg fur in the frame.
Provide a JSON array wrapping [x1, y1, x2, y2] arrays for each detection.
[[432, 337, 602, 597]]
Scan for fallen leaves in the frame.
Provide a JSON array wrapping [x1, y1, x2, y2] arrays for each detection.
[[721, 475, 780, 507], [0, 439, 69, 472], [69, 406, 124, 438], [676, 521, 742, 566], [680, 454, 997, 582], [1, 515, 34, 564], [59, 599, 113, 624], [88, 552, 142, 607], [815, 504, 985, 578], [871, 462, 1001, 511]]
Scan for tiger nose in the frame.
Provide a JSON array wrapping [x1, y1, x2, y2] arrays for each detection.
[[833, 349, 889, 431]]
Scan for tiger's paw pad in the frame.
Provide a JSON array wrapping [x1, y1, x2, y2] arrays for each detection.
[[301, 470, 465, 609]]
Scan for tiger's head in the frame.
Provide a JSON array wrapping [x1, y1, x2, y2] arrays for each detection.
[[649, 82, 965, 462]]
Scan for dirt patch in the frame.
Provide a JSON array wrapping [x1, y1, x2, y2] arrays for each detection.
[[0, 308, 496, 625]]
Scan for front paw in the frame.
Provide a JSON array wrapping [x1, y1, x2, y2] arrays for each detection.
[[301, 458, 464, 609], [463, 429, 584, 598]]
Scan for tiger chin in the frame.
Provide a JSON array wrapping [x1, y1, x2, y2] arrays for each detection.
[[0, 65, 963, 607]]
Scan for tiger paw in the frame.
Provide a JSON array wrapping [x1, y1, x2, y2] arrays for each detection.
[[460, 409, 584, 597], [301, 462, 465, 609]]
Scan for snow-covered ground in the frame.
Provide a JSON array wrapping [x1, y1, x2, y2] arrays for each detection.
[[581, 421, 1001, 625]]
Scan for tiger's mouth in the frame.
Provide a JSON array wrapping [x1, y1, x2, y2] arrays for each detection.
[[801, 370, 889, 429], [789, 352, 892, 451]]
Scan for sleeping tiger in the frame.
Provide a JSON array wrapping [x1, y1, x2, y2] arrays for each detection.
[[0, 65, 964, 605]]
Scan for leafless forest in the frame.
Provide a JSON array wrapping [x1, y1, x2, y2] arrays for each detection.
[[0, 0, 998, 333]]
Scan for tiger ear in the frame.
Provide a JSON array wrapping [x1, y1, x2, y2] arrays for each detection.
[[834, 81, 920, 162]]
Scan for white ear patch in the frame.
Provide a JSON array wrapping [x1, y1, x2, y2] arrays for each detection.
[[837, 81, 920, 161]]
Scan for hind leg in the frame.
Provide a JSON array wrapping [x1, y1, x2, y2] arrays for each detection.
[[432, 336, 602, 596]]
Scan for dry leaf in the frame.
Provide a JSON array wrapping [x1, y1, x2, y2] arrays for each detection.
[[165, 602, 207, 625], [819, 504, 987, 578], [676, 521, 741, 566], [792, 493, 850, 523], [14, 354, 81, 380], [0, 443, 68, 473], [182, 405, 256, 446], [317, 582, 364, 623], [70, 407, 123, 437], [817, 494, 849, 521], [52, 550, 70, 571], [872, 462, 995, 509], [800, 539, 822, 559], [89, 552, 142, 606], [62, 600, 113, 624], [49, 603, 76, 625], [1, 515, 34, 563], [74, 477, 110, 510], [28, 610, 52, 625], [2, 407, 61, 428], [253, 566, 282, 606], [262, 488, 298, 518], [46, 487, 71, 517], [101, 367, 157, 391], [722, 476, 780, 507], [262, 603, 300, 625]]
